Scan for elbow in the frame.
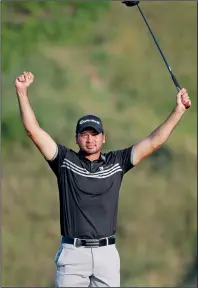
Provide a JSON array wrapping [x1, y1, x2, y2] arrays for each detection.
[[25, 126, 40, 139], [153, 143, 162, 151], [26, 130, 33, 138], [150, 136, 163, 151]]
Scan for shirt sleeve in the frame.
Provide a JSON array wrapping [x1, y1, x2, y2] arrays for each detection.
[[46, 144, 68, 177], [112, 145, 135, 174]]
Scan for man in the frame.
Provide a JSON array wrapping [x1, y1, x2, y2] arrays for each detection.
[[15, 71, 191, 287]]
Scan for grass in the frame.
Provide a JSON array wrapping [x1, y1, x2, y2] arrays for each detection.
[[2, 1, 197, 286]]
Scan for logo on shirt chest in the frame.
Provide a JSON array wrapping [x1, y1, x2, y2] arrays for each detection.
[[99, 166, 104, 171], [99, 164, 113, 171]]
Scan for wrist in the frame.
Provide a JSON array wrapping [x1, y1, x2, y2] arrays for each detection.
[[16, 87, 28, 97], [174, 104, 186, 115]]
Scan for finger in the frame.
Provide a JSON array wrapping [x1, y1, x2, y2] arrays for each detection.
[[25, 72, 33, 80], [184, 100, 191, 109], [23, 72, 29, 81], [23, 71, 32, 81], [29, 72, 34, 79], [182, 94, 191, 109], [28, 72, 33, 80], [182, 93, 189, 101], [181, 91, 188, 98], [181, 93, 189, 99], [180, 89, 187, 96], [26, 73, 31, 80], [19, 74, 25, 82], [16, 77, 22, 82]]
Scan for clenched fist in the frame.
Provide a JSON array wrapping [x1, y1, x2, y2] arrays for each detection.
[[176, 88, 191, 112], [15, 71, 34, 91]]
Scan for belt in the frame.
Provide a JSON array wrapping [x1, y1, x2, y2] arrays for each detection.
[[61, 236, 116, 248]]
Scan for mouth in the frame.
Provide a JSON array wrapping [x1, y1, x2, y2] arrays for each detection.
[[86, 145, 95, 149]]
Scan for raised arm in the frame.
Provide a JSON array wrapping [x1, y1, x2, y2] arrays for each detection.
[[15, 71, 57, 160], [132, 88, 191, 166]]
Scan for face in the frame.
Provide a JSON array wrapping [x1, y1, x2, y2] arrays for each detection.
[[76, 129, 105, 155]]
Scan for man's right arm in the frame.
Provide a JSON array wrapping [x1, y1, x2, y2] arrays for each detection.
[[16, 71, 57, 161]]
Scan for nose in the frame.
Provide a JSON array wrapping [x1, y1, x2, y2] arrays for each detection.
[[86, 134, 93, 142]]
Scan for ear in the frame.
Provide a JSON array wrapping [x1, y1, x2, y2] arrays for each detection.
[[75, 135, 78, 144], [103, 134, 106, 144]]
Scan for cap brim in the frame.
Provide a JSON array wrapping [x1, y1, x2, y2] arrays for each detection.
[[77, 124, 103, 134]]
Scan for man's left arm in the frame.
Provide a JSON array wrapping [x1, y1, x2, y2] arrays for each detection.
[[132, 88, 191, 166]]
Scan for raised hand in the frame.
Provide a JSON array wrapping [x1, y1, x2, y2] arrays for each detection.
[[15, 71, 34, 91], [176, 88, 191, 111]]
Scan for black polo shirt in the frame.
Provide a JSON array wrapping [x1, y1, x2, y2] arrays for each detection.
[[47, 144, 135, 239]]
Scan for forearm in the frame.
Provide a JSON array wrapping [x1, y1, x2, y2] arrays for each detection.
[[132, 89, 191, 165], [150, 106, 185, 148], [16, 89, 40, 134]]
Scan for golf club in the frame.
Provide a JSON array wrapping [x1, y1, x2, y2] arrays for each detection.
[[122, 1, 191, 109]]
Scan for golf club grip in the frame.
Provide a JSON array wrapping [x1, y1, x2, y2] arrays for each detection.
[[171, 74, 190, 109], [171, 73, 181, 91]]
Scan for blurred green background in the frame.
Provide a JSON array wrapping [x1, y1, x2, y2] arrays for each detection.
[[2, 1, 197, 286]]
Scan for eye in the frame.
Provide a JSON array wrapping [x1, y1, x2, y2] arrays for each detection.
[[90, 131, 99, 136], [80, 132, 86, 137]]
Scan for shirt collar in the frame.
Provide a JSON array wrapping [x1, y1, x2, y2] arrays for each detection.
[[78, 150, 106, 163]]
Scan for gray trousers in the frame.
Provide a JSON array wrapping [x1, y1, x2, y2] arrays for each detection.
[[54, 238, 120, 287]]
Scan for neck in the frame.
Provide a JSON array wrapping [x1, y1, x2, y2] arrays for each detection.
[[82, 151, 101, 161]]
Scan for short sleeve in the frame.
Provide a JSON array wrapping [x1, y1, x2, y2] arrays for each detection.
[[112, 146, 135, 174], [46, 144, 68, 177]]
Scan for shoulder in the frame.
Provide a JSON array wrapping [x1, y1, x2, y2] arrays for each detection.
[[58, 146, 82, 163], [102, 149, 126, 163], [102, 150, 117, 161], [104, 146, 133, 158], [58, 145, 79, 158], [103, 146, 135, 173], [48, 144, 77, 162]]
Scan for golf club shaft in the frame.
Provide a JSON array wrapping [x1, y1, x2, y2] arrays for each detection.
[[137, 5, 174, 76], [137, 4, 190, 109]]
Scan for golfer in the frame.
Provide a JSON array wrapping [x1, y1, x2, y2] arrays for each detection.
[[15, 71, 191, 287]]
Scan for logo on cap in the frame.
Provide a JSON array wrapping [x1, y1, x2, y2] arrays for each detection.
[[79, 119, 100, 125]]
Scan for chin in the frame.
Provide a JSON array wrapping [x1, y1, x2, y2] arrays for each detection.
[[84, 148, 99, 155], [86, 150, 98, 155]]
